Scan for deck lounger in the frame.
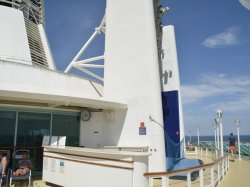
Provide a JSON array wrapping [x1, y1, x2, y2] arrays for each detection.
[[10, 150, 32, 187], [0, 150, 10, 187]]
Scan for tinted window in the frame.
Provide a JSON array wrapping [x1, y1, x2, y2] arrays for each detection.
[[52, 114, 80, 147], [16, 112, 50, 146], [0, 111, 16, 146]]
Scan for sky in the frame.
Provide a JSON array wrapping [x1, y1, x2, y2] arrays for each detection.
[[45, 0, 250, 136]]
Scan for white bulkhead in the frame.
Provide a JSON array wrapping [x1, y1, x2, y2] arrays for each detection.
[[0, 6, 32, 65], [104, 0, 166, 172], [161, 25, 185, 159]]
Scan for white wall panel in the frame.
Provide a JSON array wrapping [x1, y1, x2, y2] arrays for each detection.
[[80, 112, 104, 148], [0, 6, 32, 65]]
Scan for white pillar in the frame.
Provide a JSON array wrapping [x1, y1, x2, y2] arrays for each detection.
[[214, 125, 217, 149], [237, 126, 241, 160], [197, 129, 200, 146], [220, 122, 224, 157], [216, 122, 220, 152], [216, 110, 223, 158]]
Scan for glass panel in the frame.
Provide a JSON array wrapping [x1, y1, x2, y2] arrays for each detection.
[[16, 112, 50, 146], [0, 111, 16, 146], [52, 114, 80, 147], [17, 112, 51, 172]]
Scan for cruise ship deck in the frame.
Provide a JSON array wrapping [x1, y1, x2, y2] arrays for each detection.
[[7, 158, 249, 187], [3, 150, 250, 186], [219, 159, 250, 187], [150, 149, 250, 187]]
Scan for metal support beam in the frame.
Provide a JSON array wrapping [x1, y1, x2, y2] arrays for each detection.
[[64, 15, 106, 75], [64, 30, 100, 73], [74, 65, 103, 82], [75, 55, 104, 65]]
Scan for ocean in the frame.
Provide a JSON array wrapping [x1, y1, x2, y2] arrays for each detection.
[[185, 135, 250, 143]]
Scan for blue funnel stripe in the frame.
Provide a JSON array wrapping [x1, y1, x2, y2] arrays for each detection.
[[162, 90, 182, 170], [162, 90, 180, 144]]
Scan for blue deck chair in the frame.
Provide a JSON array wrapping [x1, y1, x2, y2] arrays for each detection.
[[10, 150, 32, 187], [0, 150, 10, 187]]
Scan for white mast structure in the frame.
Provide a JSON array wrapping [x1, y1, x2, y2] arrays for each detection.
[[0, 0, 55, 69], [64, 0, 175, 172], [64, 0, 186, 172]]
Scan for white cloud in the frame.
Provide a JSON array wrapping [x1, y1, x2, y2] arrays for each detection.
[[182, 73, 250, 135], [181, 73, 250, 104], [221, 95, 250, 111], [202, 27, 241, 48]]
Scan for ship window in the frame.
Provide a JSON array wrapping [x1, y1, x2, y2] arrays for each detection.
[[0, 111, 16, 146], [16, 112, 51, 172], [52, 114, 80, 147], [16, 112, 51, 147], [0, 108, 80, 173]]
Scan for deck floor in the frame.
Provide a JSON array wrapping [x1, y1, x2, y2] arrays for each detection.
[[219, 158, 250, 187]]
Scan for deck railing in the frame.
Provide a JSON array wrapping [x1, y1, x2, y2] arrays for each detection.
[[144, 147, 229, 187], [197, 141, 250, 159], [186, 145, 218, 160]]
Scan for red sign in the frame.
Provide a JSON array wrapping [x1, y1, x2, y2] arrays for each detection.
[[140, 122, 145, 127]]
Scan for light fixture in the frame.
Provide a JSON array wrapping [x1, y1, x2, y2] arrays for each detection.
[[159, 5, 170, 15]]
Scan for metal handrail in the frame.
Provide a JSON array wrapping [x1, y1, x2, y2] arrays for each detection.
[[144, 148, 230, 187]]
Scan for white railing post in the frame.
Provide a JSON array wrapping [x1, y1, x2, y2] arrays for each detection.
[[195, 146, 198, 157], [227, 154, 230, 170], [210, 167, 215, 187], [199, 169, 204, 187], [149, 177, 154, 187], [222, 160, 225, 178], [217, 163, 220, 184], [224, 158, 226, 174], [187, 172, 192, 187], [162, 176, 169, 187], [226, 156, 228, 172], [226, 156, 229, 171]]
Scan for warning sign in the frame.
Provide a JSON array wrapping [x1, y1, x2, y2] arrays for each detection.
[[139, 127, 146, 135]]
